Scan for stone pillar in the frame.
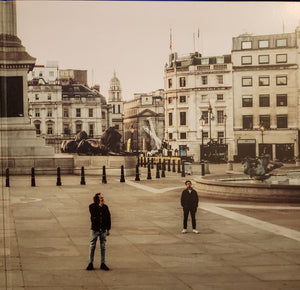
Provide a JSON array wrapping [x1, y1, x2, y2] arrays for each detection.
[[0, 1, 17, 36]]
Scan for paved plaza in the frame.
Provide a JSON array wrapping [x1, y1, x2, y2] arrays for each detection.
[[1, 163, 300, 289]]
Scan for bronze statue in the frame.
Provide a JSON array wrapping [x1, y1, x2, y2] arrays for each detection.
[[61, 127, 122, 155], [242, 155, 283, 180]]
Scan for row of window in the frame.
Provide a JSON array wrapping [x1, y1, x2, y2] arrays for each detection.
[[168, 110, 226, 126], [167, 75, 224, 88], [35, 123, 95, 136], [241, 54, 287, 65], [242, 94, 288, 107], [34, 108, 105, 119], [168, 94, 224, 105], [168, 131, 225, 140], [241, 38, 287, 50], [242, 75, 287, 86], [242, 115, 288, 129]]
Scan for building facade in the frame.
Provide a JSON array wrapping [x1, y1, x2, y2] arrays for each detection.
[[232, 26, 300, 162], [164, 52, 233, 162], [107, 72, 124, 142], [28, 65, 111, 152], [123, 89, 164, 154]]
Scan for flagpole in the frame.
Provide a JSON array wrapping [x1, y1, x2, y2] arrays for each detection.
[[193, 32, 195, 53]]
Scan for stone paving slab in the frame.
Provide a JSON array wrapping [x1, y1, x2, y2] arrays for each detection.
[[1, 166, 300, 289]]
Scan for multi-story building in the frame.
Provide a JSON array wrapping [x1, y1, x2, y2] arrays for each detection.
[[123, 89, 164, 154], [28, 64, 111, 152], [232, 25, 300, 162], [164, 52, 233, 162], [107, 72, 124, 143]]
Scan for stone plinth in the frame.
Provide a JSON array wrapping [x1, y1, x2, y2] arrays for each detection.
[[1, 154, 74, 175], [73, 155, 137, 176]]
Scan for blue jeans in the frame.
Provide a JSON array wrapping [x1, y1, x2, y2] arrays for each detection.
[[89, 230, 107, 264]]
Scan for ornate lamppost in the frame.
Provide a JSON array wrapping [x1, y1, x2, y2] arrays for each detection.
[[259, 122, 264, 156], [208, 103, 213, 144], [199, 115, 205, 160], [224, 114, 227, 160]]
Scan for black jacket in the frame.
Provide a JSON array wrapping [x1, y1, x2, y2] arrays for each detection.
[[181, 188, 199, 210], [89, 203, 111, 231]]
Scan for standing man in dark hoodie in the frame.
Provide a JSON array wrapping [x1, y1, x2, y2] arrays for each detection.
[[86, 193, 111, 271], [181, 180, 199, 234]]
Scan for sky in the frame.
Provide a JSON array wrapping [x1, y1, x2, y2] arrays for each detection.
[[16, 1, 300, 101]]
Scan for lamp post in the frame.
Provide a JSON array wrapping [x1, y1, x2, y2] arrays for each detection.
[[130, 125, 134, 153], [200, 115, 205, 160], [208, 103, 213, 144], [259, 122, 264, 156], [224, 114, 227, 161]]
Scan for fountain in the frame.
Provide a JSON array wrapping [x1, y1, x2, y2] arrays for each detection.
[[194, 155, 300, 203]]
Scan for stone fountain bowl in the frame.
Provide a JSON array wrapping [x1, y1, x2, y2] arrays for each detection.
[[194, 172, 300, 203]]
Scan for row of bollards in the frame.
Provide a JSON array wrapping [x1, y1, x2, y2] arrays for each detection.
[[4, 159, 189, 187]]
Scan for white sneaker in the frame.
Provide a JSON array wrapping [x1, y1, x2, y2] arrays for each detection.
[[193, 229, 199, 234], [182, 229, 187, 234]]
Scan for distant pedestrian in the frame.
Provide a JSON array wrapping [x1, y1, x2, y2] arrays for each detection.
[[181, 180, 199, 234], [86, 193, 111, 271]]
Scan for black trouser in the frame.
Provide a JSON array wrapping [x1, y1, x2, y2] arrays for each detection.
[[183, 207, 196, 229]]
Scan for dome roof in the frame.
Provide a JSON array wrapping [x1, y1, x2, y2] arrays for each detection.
[[110, 71, 120, 87]]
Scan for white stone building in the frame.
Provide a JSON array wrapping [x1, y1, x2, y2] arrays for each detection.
[[232, 26, 300, 162], [164, 52, 233, 162], [28, 64, 111, 152]]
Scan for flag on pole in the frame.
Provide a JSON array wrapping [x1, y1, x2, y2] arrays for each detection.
[[169, 28, 172, 51]]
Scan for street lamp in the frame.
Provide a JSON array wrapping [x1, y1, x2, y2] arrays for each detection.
[[130, 125, 134, 153], [259, 122, 264, 156], [224, 114, 227, 161], [208, 102, 213, 144], [199, 115, 205, 161]]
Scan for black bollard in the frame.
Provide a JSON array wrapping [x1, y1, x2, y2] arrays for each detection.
[[147, 157, 150, 166], [80, 166, 86, 185], [181, 162, 186, 177], [135, 164, 140, 181], [178, 160, 181, 173], [144, 157, 147, 168], [120, 165, 125, 182], [151, 158, 154, 169], [158, 158, 161, 170], [102, 166, 107, 184], [56, 167, 62, 186], [162, 164, 166, 178], [167, 159, 171, 172], [201, 162, 205, 176], [147, 163, 152, 180], [5, 168, 9, 187], [172, 159, 176, 172], [137, 156, 140, 167], [162, 159, 166, 171], [141, 156, 144, 167], [31, 167, 36, 187], [156, 163, 160, 179]]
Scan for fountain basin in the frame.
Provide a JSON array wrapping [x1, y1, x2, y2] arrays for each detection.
[[194, 174, 300, 203]]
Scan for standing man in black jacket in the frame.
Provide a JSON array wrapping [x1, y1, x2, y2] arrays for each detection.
[[86, 193, 111, 271], [181, 180, 199, 234]]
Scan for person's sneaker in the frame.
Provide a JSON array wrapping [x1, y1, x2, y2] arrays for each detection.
[[182, 229, 187, 234], [193, 229, 199, 234], [86, 262, 94, 270], [100, 263, 110, 271]]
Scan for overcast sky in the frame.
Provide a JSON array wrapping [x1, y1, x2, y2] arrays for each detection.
[[16, 1, 300, 100]]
